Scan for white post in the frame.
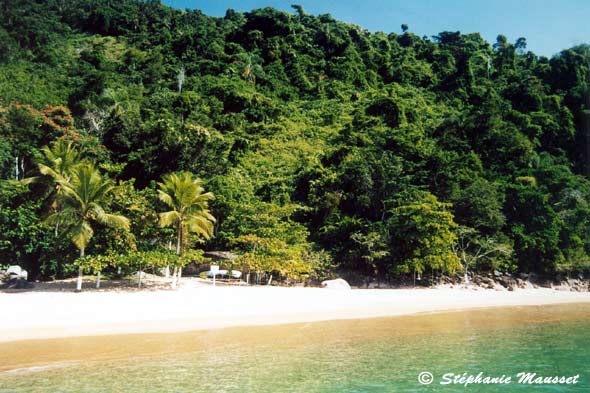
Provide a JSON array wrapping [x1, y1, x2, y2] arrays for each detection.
[[210, 265, 219, 287], [76, 267, 83, 291], [171, 266, 178, 289]]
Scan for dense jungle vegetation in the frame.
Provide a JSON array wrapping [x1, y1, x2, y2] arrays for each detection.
[[1, 0, 590, 284]]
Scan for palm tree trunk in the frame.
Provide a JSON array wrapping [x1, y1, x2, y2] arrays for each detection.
[[165, 240, 172, 278], [171, 266, 178, 289], [174, 223, 182, 288], [76, 247, 85, 291], [176, 223, 182, 255]]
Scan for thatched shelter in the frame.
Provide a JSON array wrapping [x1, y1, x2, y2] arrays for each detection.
[[184, 251, 239, 276], [204, 251, 238, 262]]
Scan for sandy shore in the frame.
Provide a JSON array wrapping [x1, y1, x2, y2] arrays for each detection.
[[1, 281, 589, 343]]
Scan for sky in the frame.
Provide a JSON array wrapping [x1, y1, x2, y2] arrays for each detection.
[[163, 0, 590, 57]]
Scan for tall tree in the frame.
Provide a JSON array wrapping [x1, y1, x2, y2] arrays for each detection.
[[32, 140, 84, 236], [388, 192, 461, 283], [158, 171, 215, 287], [47, 164, 130, 291]]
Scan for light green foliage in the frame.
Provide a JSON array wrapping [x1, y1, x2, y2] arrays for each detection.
[[232, 234, 314, 279], [452, 226, 514, 279], [76, 249, 204, 275], [389, 192, 461, 275]]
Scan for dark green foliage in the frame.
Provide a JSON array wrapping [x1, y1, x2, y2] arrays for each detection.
[[0, 181, 53, 277], [1, 0, 590, 280], [454, 178, 505, 233]]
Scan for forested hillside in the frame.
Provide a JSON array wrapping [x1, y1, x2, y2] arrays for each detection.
[[1, 0, 590, 282]]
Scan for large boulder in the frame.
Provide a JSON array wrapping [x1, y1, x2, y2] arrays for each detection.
[[321, 278, 352, 290]]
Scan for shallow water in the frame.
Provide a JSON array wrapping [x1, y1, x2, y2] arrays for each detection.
[[1, 304, 589, 392]]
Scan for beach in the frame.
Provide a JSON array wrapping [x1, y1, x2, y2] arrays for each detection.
[[1, 281, 589, 343]]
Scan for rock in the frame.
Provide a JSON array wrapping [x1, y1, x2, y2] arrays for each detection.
[[497, 275, 516, 290], [0, 277, 34, 290], [493, 270, 502, 277], [538, 280, 552, 288], [321, 278, 352, 290]]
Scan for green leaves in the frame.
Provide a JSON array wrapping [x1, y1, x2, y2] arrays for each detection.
[[388, 192, 461, 275], [158, 171, 216, 254], [2, 0, 590, 282], [45, 158, 130, 253], [0, 180, 53, 269], [75, 249, 201, 275]]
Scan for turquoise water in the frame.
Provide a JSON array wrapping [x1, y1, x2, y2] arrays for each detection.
[[1, 304, 589, 392]]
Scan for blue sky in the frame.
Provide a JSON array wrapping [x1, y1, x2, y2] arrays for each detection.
[[163, 0, 589, 57]]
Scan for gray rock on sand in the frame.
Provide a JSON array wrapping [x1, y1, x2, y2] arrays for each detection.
[[321, 278, 351, 290]]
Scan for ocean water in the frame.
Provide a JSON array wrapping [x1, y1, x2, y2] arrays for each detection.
[[0, 304, 589, 392]]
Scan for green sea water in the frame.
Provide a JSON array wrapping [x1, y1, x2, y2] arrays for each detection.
[[1, 304, 589, 392]]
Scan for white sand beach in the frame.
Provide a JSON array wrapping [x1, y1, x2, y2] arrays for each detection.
[[1, 282, 589, 343]]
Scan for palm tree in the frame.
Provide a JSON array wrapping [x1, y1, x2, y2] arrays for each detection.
[[47, 164, 130, 291], [235, 53, 264, 85], [37, 139, 82, 184], [158, 172, 215, 288], [33, 140, 84, 235]]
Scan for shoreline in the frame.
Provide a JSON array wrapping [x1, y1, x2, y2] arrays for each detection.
[[1, 283, 590, 343]]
